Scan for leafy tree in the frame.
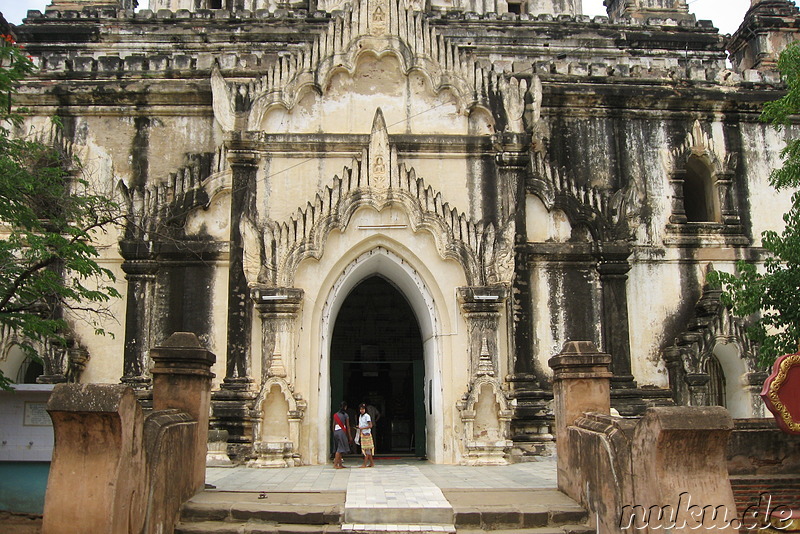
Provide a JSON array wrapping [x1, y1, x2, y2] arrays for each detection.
[[0, 33, 122, 389], [708, 42, 800, 367]]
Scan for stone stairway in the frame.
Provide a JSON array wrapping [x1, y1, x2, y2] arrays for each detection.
[[447, 488, 592, 534], [174, 491, 344, 533], [174, 487, 592, 534]]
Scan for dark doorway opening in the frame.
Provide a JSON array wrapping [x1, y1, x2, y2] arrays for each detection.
[[330, 276, 426, 457]]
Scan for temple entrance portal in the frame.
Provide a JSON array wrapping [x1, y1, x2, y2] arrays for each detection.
[[330, 276, 426, 457]]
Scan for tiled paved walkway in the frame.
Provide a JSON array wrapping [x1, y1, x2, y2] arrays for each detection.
[[205, 456, 558, 492]]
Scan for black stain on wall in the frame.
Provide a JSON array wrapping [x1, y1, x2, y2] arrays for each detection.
[[130, 117, 150, 189]]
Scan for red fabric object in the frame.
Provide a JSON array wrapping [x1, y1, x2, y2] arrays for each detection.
[[761, 352, 800, 435], [333, 412, 346, 431]]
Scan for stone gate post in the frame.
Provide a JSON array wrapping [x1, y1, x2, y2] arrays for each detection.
[[548, 341, 611, 494], [43, 384, 146, 534], [150, 332, 215, 493]]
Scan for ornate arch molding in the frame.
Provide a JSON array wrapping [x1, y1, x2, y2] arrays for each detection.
[[663, 278, 762, 410], [119, 149, 226, 243], [0, 325, 90, 384], [527, 152, 615, 241], [210, 0, 536, 135], [665, 120, 747, 246], [254, 109, 512, 287], [671, 119, 730, 176]]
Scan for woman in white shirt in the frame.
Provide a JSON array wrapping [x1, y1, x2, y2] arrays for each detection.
[[357, 403, 375, 467]]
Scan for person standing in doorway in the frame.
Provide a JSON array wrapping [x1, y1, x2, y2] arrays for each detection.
[[332, 401, 353, 469], [358, 403, 375, 468]]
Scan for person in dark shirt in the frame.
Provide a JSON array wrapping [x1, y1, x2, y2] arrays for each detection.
[[332, 401, 353, 469]]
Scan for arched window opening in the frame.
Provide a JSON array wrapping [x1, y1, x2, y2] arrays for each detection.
[[683, 157, 720, 223], [16, 357, 44, 384], [707, 355, 726, 408]]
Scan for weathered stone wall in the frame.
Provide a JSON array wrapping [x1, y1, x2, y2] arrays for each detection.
[[8, 0, 799, 464], [728, 418, 800, 476]]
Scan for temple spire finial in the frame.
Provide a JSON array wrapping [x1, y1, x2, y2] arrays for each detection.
[[368, 108, 391, 192]]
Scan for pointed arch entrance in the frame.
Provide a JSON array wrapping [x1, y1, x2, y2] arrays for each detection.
[[330, 276, 426, 456], [317, 246, 443, 464]]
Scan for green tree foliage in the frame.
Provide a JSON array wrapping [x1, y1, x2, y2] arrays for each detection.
[[708, 42, 800, 367], [0, 34, 122, 388]]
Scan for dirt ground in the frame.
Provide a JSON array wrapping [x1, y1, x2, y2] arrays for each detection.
[[0, 512, 42, 534]]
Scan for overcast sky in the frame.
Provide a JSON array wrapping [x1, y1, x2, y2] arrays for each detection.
[[0, 0, 786, 36]]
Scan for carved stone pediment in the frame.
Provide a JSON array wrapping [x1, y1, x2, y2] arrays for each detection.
[[255, 109, 514, 287], [209, 0, 536, 140]]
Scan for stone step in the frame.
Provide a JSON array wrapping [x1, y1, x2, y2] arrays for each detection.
[[343, 506, 453, 525], [177, 488, 591, 534], [175, 523, 594, 534], [342, 523, 455, 533], [179, 491, 344, 526], [343, 465, 454, 527], [446, 489, 589, 530], [175, 521, 344, 533], [457, 526, 594, 534]]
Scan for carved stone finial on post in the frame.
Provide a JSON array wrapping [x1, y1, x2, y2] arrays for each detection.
[[476, 338, 495, 377], [548, 341, 612, 493], [150, 332, 216, 493], [368, 108, 391, 194]]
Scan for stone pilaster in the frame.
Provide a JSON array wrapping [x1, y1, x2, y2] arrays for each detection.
[[668, 171, 689, 225], [594, 244, 635, 388], [456, 286, 513, 465], [495, 131, 531, 371], [744, 371, 768, 418], [119, 240, 158, 391], [223, 145, 259, 384], [150, 332, 215, 493], [716, 169, 742, 227], [595, 243, 647, 416], [212, 142, 260, 461], [250, 287, 307, 467], [686, 372, 710, 407]]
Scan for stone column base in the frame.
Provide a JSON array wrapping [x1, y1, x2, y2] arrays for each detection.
[[462, 440, 513, 466], [247, 442, 297, 468]]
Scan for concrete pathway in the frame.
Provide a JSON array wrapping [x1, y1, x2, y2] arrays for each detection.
[[204, 457, 559, 533]]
